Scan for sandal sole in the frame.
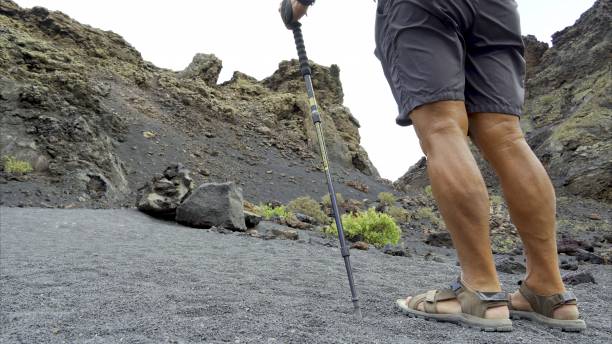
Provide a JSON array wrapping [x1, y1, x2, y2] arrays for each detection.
[[396, 299, 513, 332], [510, 310, 586, 332]]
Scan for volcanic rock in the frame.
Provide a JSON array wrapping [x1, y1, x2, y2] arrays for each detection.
[[178, 53, 222, 86], [176, 182, 247, 231], [383, 244, 409, 257], [136, 164, 194, 218], [562, 271, 596, 286], [496, 258, 526, 274], [425, 232, 453, 248], [255, 222, 299, 240], [351, 241, 369, 251], [244, 211, 262, 228]]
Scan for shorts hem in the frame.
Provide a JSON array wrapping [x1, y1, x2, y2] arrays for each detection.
[[396, 91, 465, 126], [466, 103, 523, 117]]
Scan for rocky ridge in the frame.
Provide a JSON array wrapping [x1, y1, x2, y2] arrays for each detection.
[[0, 0, 386, 208]]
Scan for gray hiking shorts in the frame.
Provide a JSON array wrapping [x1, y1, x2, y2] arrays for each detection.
[[374, 0, 526, 126]]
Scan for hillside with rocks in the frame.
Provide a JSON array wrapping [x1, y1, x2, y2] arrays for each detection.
[[0, 0, 387, 209], [1, 0, 609, 265]]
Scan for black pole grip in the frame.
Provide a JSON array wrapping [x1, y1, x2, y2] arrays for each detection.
[[292, 25, 312, 76]]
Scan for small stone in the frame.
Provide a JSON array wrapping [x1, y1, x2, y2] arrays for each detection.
[[425, 232, 453, 248], [586, 213, 602, 221], [284, 216, 310, 230], [496, 258, 526, 274], [245, 229, 259, 237], [346, 180, 369, 193], [560, 260, 579, 271], [575, 249, 607, 265], [256, 126, 272, 135], [256, 222, 299, 240], [383, 244, 408, 257], [423, 251, 445, 263], [294, 213, 316, 224], [270, 228, 298, 240], [562, 271, 596, 285], [351, 241, 369, 251], [244, 211, 262, 228]]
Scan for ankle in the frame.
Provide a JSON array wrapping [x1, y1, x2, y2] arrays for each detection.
[[461, 274, 501, 292], [522, 278, 565, 296]]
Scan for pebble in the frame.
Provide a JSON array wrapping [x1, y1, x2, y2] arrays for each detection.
[[351, 241, 369, 251], [562, 271, 596, 285]]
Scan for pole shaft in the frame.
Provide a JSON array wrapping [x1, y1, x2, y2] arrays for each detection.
[[291, 24, 361, 318]]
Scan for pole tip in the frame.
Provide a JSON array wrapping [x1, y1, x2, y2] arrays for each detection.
[[353, 307, 363, 321]]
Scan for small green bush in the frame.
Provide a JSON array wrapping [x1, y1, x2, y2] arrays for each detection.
[[424, 185, 433, 198], [287, 196, 329, 224], [257, 204, 292, 220], [414, 207, 444, 227], [386, 206, 410, 223], [322, 193, 344, 208], [490, 194, 504, 206], [325, 208, 401, 247], [377, 192, 396, 206], [2, 156, 33, 174]]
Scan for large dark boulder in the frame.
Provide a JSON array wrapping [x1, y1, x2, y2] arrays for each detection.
[[176, 182, 247, 231]]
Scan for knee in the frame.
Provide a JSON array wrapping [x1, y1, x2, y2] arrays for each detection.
[[415, 119, 467, 156], [471, 118, 527, 157]]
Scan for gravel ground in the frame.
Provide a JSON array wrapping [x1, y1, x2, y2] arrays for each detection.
[[1, 207, 610, 343]]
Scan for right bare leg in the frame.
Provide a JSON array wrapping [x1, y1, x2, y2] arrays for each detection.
[[468, 112, 578, 320]]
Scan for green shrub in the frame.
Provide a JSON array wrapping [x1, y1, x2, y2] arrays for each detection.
[[325, 208, 401, 247], [287, 196, 329, 224], [490, 194, 504, 206], [2, 156, 33, 174], [257, 204, 292, 220], [321, 193, 344, 208], [424, 185, 433, 198], [414, 207, 444, 227], [377, 192, 396, 206], [386, 206, 410, 223]]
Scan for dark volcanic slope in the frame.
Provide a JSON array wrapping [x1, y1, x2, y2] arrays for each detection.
[[2, 207, 611, 343], [395, 0, 612, 202], [0, 0, 391, 208]]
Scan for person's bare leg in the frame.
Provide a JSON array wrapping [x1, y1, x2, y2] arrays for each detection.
[[405, 101, 507, 319], [468, 112, 578, 320]]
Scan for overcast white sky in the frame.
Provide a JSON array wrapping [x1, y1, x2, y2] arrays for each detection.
[[14, 0, 596, 180]]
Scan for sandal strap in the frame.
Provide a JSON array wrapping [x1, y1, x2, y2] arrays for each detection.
[[408, 288, 457, 314], [518, 281, 577, 318], [453, 278, 509, 318]]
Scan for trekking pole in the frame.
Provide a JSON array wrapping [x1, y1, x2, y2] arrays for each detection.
[[281, 0, 362, 320]]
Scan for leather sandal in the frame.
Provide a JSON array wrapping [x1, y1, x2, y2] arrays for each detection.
[[396, 278, 513, 332], [509, 281, 586, 332]]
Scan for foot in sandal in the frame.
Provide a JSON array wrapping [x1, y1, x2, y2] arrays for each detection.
[[509, 281, 586, 332], [396, 278, 513, 332]]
